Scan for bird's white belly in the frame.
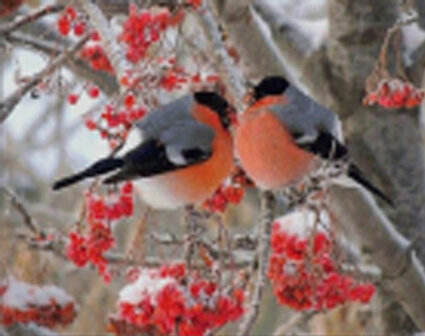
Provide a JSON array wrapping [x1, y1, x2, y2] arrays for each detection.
[[133, 176, 185, 209]]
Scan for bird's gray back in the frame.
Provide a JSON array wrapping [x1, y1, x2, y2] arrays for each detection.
[[270, 86, 342, 143], [135, 94, 195, 139]]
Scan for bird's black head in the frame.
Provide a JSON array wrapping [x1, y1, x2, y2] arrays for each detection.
[[253, 76, 290, 101], [194, 91, 234, 129]]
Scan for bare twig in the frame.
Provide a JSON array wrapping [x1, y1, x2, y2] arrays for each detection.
[[197, 1, 246, 107], [273, 311, 317, 336], [6, 31, 119, 94], [0, 5, 64, 35], [105, 253, 251, 269], [1, 186, 40, 236], [0, 34, 90, 123], [237, 191, 276, 336]]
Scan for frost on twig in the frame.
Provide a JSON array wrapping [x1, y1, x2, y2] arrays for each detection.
[[0, 34, 90, 124], [197, 1, 246, 107], [328, 182, 425, 330], [76, 1, 127, 90], [237, 191, 276, 336]]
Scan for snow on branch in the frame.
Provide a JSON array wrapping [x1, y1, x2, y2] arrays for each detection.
[[76, 1, 127, 90], [0, 34, 90, 124], [197, 1, 246, 106], [0, 5, 64, 35], [328, 182, 425, 330], [237, 191, 276, 336]]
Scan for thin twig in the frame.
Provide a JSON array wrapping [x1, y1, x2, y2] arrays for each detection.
[[0, 5, 64, 35], [1, 186, 41, 236], [237, 191, 276, 336], [197, 1, 246, 107], [273, 311, 317, 336], [0, 34, 90, 124]]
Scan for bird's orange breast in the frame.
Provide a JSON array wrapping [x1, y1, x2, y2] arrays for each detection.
[[158, 104, 233, 205], [235, 107, 315, 190]]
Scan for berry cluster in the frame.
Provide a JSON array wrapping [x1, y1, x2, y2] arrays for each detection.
[[268, 210, 375, 311], [120, 6, 171, 63], [0, 0, 23, 17], [67, 85, 100, 106], [84, 100, 146, 149], [186, 0, 203, 8], [203, 167, 253, 213], [0, 277, 76, 328], [363, 78, 424, 109], [108, 263, 244, 336], [80, 43, 114, 73], [66, 183, 134, 282], [57, 6, 87, 37]]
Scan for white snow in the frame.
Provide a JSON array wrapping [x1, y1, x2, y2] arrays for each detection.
[[401, 15, 425, 66], [257, 0, 329, 53], [274, 207, 329, 238], [119, 269, 175, 305], [0, 277, 74, 309]]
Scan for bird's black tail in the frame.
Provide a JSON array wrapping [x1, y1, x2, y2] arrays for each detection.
[[347, 163, 394, 207], [52, 157, 124, 190]]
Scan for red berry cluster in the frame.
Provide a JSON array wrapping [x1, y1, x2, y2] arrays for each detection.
[[66, 183, 134, 282], [84, 101, 146, 149], [160, 69, 189, 91], [363, 78, 425, 109], [186, 0, 203, 9], [120, 6, 171, 63], [0, 278, 76, 328], [268, 211, 375, 311], [80, 43, 114, 73], [108, 263, 244, 336], [57, 6, 87, 37], [0, 0, 23, 17], [203, 167, 253, 213], [67, 85, 100, 106], [159, 66, 220, 92]]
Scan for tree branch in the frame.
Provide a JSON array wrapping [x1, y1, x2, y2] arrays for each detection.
[[198, 1, 246, 106], [327, 182, 425, 330], [0, 34, 90, 123], [1, 186, 41, 236], [273, 311, 317, 336], [237, 191, 276, 336], [5, 31, 119, 95], [76, 1, 127, 89], [0, 4, 64, 35], [209, 0, 288, 81]]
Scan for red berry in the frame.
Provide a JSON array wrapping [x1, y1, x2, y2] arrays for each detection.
[[87, 85, 100, 98], [67, 93, 79, 105], [121, 182, 133, 194], [57, 15, 71, 36], [124, 94, 135, 108], [85, 119, 97, 130], [91, 31, 101, 41], [73, 21, 86, 36], [65, 6, 77, 21]]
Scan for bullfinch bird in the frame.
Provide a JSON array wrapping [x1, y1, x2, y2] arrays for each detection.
[[235, 76, 393, 206], [53, 92, 234, 209]]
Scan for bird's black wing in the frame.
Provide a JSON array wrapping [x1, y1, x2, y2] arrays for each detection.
[[102, 138, 211, 184], [296, 131, 394, 207], [296, 131, 348, 160]]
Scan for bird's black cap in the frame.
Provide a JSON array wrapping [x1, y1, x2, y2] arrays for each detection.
[[194, 91, 232, 128], [253, 76, 290, 101]]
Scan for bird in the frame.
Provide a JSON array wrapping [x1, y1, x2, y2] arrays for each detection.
[[53, 91, 234, 209], [235, 75, 393, 206]]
